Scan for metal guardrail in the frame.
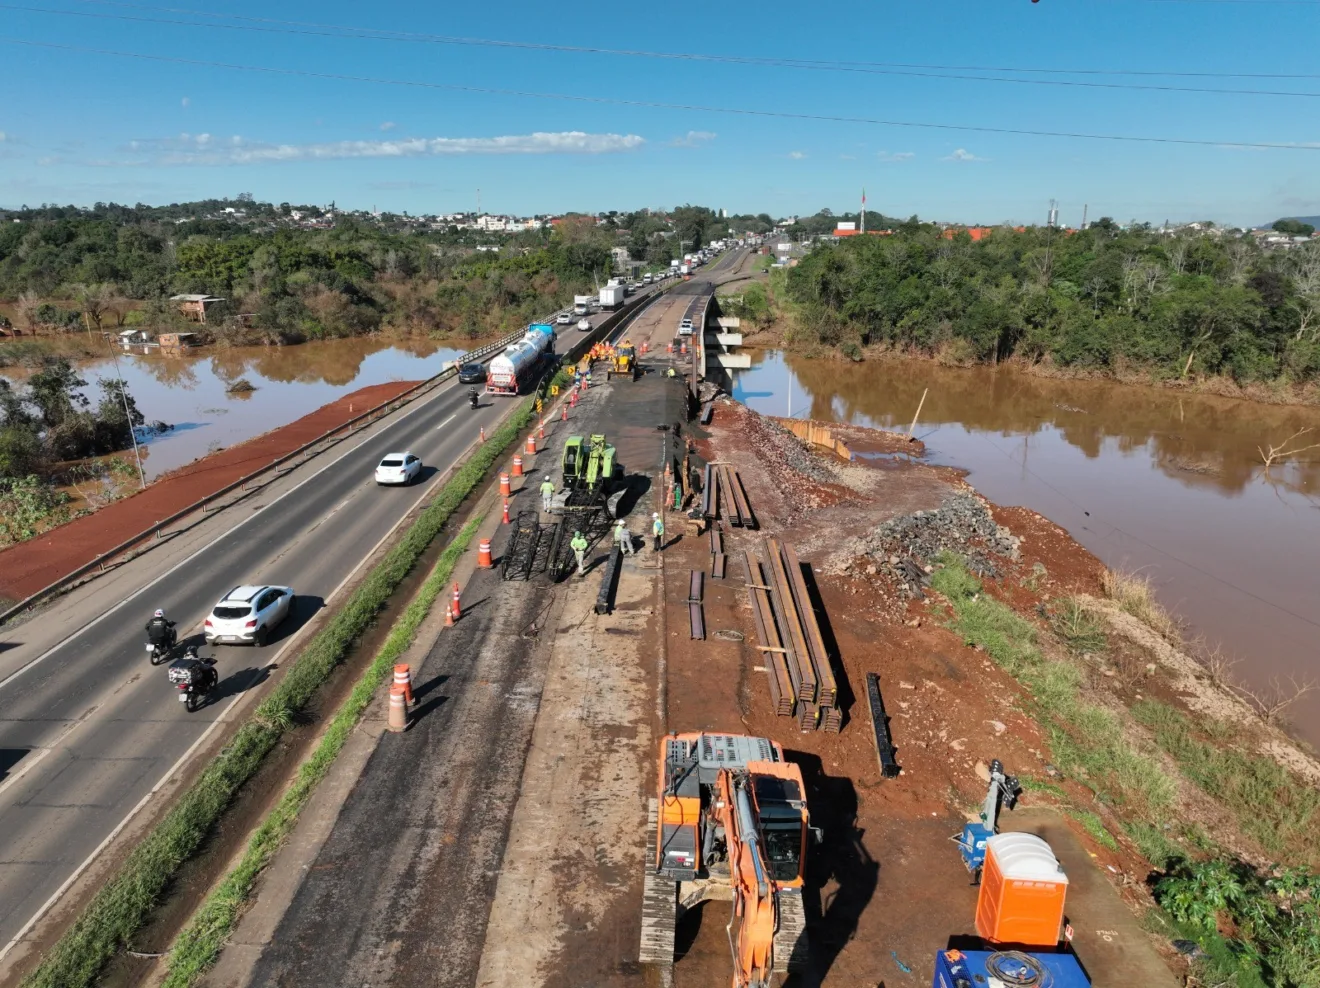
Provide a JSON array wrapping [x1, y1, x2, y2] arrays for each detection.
[[0, 328, 528, 627]]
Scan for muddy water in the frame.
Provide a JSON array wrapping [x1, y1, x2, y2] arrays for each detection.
[[731, 351, 1320, 746], [0, 336, 486, 480]]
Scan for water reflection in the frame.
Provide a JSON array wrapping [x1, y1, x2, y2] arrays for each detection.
[[0, 336, 481, 480], [730, 351, 1320, 746]]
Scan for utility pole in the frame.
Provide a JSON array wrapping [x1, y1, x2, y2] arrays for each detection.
[[861, 187, 866, 234], [476, 188, 481, 217], [105, 343, 146, 489]]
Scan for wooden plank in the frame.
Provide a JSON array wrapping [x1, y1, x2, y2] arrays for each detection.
[[765, 538, 816, 705], [866, 672, 902, 778], [779, 543, 837, 708]]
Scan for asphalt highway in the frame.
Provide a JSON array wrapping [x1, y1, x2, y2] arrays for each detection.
[[0, 284, 674, 960]]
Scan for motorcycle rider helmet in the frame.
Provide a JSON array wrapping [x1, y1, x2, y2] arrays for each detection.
[[154, 608, 164, 618]]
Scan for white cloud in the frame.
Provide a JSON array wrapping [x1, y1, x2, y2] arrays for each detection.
[[148, 130, 646, 165], [669, 130, 716, 148], [877, 150, 914, 162], [380, 121, 396, 132], [943, 148, 986, 162], [180, 97, 190, 108], [788, 150, 807, 160]]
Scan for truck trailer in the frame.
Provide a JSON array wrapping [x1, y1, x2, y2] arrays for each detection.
[[486, 323, 555, 395], [573, 295, 592, 316], [599, 284, 626, 310]]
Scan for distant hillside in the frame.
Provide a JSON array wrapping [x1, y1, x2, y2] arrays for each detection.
[[1267, 215, 1320, 228]]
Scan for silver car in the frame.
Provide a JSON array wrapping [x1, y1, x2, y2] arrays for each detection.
[[205, 585, 295, 646]]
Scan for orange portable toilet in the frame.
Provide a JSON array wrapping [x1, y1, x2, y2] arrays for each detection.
[[975, 833, 1068, 946]]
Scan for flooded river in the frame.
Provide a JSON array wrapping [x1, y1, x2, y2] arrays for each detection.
[[731, 350, 1320, 745], [0, 336, 483, 480]]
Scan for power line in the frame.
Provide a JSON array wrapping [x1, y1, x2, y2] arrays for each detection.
[[20, 0, 1320, 85], [4, 38, 1319, 152]]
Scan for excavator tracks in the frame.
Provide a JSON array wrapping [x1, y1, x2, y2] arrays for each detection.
[[773, 889, 810, 974], [639, 798, 678, 968]]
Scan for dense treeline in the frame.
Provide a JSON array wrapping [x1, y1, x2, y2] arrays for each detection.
[[781, 220, 1320, 383], [0, 200, 685, 346]]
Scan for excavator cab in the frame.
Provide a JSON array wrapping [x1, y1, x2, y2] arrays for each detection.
[[643, 732, 811, 986]]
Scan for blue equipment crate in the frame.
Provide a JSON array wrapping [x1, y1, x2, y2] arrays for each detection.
[[959, 822, 993, 872], [933, 949, 1089, 988]]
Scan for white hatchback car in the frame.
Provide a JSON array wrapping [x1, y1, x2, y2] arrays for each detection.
[[205, 585, 295, 646], [375, 451, 422, 485], [556, 311, 572, 325], [678, 318, 694, 336]]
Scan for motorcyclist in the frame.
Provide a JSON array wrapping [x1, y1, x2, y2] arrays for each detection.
[[468, 387, 480, 409], [145, 609, 177, 650]]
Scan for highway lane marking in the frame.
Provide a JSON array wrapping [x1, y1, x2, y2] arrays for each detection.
[[0, 405, 490, 961], [436, 412, 456, 430], [0, 377, 466, 697]]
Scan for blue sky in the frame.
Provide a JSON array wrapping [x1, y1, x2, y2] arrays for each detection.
[[2, 0, 1318, 225]]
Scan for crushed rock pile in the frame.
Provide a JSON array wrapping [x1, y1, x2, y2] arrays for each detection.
[[737, 405, 838, 485], [858, 493, 1021, 596]]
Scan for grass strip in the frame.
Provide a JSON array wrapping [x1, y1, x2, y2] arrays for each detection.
[[22, 399, 534, 988], [160, 514, 483, 987], [930, 554, 1175, 815], [1131, 699, 1320, 861]]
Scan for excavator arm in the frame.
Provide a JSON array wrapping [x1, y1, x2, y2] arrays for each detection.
[[716, 771, 778, 988]]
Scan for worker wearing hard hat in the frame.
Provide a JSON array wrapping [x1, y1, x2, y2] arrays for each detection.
[[613, 518, 634, 555], [539, 474, 555, 512], [570, 530, 589, 576], [651, 513, 665, 552]]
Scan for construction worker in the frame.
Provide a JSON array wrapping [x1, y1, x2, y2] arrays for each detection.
[[651, 512, 665, 552], [539, 475, 555, 512], [613, 518, 634, 555], [665, 366, 677, 378], [571, 530, 589, 576]]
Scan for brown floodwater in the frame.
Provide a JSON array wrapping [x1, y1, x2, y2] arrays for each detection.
[[731, 350, 1320, 747], [0, 335, 489, 480]]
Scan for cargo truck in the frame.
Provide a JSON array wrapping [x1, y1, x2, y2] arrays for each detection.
[[599, 284, 625, 310], [679, 264, 690, 276], [573, 295, 592, 316]]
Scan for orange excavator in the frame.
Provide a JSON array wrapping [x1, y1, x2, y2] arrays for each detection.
[[640, 732, 816, 987]]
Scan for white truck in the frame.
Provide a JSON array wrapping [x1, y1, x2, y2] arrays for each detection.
[[670, 259, 681, 271], [679, 263, 690, 276], [573, 295, 592, 316], [599, 284, 626, 310]]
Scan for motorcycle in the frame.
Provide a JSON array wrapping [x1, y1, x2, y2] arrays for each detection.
[[167, 647, 219, 712], [146, 629, 176, 665], [468, 389, 480, 410]]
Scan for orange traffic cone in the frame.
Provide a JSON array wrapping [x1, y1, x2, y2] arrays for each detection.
[[451, 583, 462, 621], [478, 538, 493, 568], [525, 435, 537, 455], [393, 664, 414, 705], [480, 426, 486, 443], [561, 404, 568, 422], [502, 500, 511, 524], [388, 685, 409, 731], [512, 455, 523, 478], [538, 420, 545, 440]]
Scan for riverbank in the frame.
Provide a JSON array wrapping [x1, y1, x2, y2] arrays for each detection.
[[739, 324, 1320, 407], [680, 398, 1320, 987], [0, 380, 420, 605]]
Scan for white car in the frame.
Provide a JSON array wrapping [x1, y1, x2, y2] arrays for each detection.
[[205, 585, 295, 646], [577, 318, 592, 332], [678, 318, 694, 336], [556, 311, 572, 325], [375, 451, 422, 485]]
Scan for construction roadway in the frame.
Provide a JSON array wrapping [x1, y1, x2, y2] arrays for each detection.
[[0, 264, 710, 977], [220, 275, 711, 988]]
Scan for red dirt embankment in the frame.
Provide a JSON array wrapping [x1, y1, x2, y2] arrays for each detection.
[[0, 380, 421, 604]]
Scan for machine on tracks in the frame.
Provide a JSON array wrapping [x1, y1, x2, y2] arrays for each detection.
[[640, 732, 815, 987]]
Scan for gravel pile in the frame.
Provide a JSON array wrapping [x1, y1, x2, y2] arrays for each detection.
[[864, 492, 1020, 583], [745, 409, 838, 484]]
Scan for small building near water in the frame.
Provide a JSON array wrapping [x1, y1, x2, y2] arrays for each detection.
[[158, 332, 199, 350], [169, 294, 226, 323]]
